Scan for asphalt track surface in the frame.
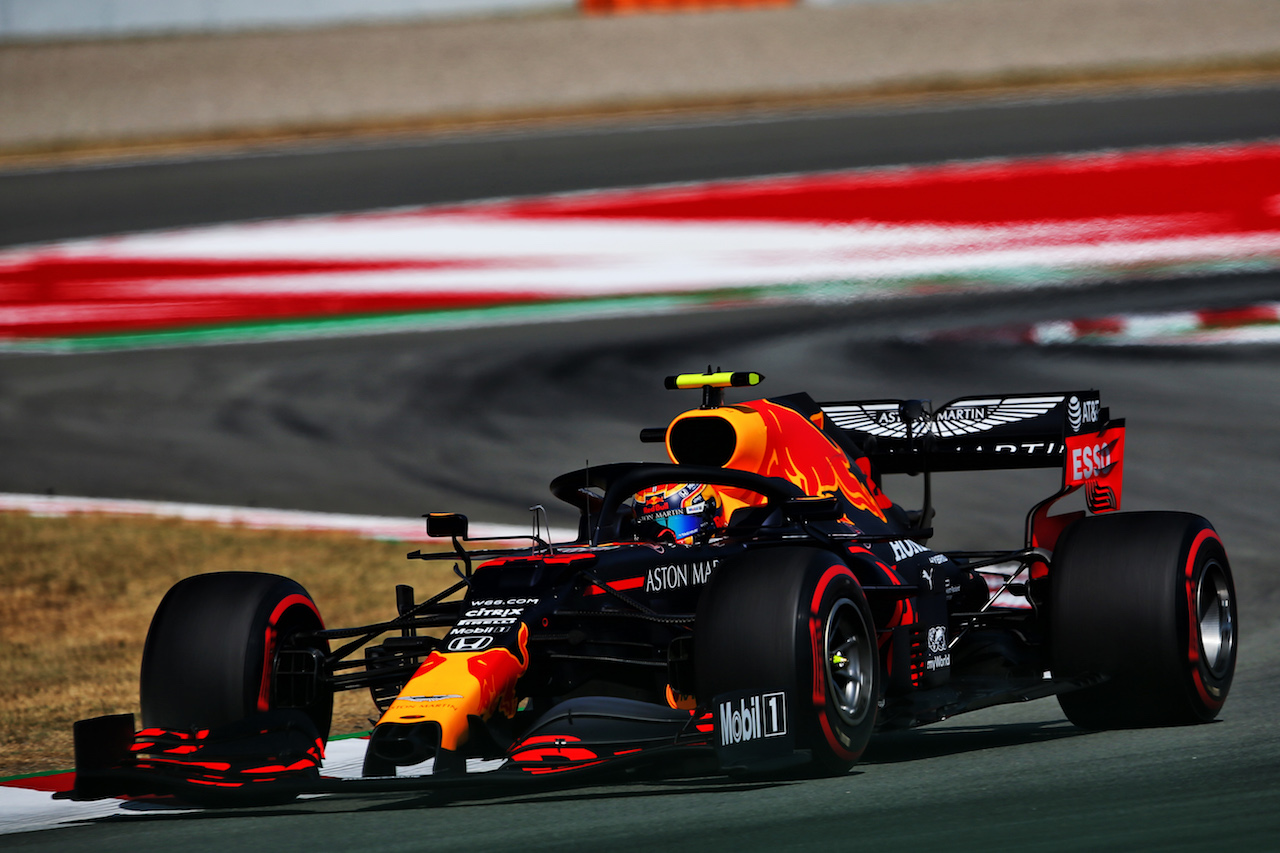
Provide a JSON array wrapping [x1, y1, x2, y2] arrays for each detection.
[[5, 82, 1280, 850], [5, 81, 1280, 247]]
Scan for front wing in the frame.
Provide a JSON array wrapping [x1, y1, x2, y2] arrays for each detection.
[[60, 697, 748, 807]]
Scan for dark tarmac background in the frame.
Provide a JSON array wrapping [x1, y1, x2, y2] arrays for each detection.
[[3, 83, 1280, 850]]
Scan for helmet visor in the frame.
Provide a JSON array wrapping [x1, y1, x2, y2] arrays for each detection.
[[657, 512, 703, 541]]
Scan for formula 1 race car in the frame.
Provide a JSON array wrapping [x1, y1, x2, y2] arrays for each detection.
[[63, 371, 1238, 805]]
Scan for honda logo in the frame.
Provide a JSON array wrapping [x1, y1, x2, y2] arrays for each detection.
[[446, 635, 495, 652]]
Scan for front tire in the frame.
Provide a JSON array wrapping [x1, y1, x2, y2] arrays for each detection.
[[1051, 512, 1237, 729], [140, 572, 333, 740], [696, 547, 879, 775]]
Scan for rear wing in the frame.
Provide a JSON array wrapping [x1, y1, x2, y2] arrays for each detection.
[[820, 391, 1125, 512]]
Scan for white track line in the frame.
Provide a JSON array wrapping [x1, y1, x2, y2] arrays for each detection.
[[0, 493, 575, 543], [0, 737, 509, 836]]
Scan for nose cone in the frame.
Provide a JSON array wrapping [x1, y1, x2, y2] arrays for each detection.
[[366, 720, 439, 768], [372, 624, 531, 766]]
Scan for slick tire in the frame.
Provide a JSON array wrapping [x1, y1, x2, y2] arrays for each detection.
[[141, 572, 333, 740], [696, 547, 878, 775], [1051, 512, 1237, 729]]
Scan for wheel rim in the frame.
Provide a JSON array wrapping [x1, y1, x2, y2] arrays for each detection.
[[825, 598, 875, 727], [1196, 559, 1235, 678]]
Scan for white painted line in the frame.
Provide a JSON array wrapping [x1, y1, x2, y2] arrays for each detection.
[[0, 784, 160, 835], [0, 737, 502, 836], [8, 216, 1279, 301], [0, 493, 576, 543]]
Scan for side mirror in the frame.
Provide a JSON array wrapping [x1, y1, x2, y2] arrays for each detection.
[[784, 495, 840, 522], [425, 513, 469, 539]]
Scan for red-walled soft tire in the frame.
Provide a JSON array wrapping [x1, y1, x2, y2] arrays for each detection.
[[1051, 512, 1237, 729], [140, 572, 333, 740], [696, 547, 878, 775]]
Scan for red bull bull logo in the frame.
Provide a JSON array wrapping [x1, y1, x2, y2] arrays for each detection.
[[666, 400, 887, 524]]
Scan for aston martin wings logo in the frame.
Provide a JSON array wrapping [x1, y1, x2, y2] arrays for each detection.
[[822, 402, 912, 438], [929, 396, 1065, 437], [823, 396, 1065, 439]]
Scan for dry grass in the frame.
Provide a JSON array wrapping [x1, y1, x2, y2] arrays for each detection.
[[0, 512, 459, 777]]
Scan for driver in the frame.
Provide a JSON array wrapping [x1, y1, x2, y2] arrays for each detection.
[[632, 483, 723, 545]]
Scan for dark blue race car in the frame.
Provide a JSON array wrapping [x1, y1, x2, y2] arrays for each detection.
[[64, 371, 1237, 805]]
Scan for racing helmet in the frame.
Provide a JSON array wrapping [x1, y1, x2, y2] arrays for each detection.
[[633, 482, 722, 544]]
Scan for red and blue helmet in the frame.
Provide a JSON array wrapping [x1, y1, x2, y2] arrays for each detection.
[[633, 482, 721, 544]]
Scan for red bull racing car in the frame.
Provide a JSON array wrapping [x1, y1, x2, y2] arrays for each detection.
[[63, 371, 1238, 805]]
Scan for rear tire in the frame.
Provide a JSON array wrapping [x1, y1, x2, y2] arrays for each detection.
[[140, 572, 333, 740], [1051, 512, 1237, 729], [696, 547, 878, 775]]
